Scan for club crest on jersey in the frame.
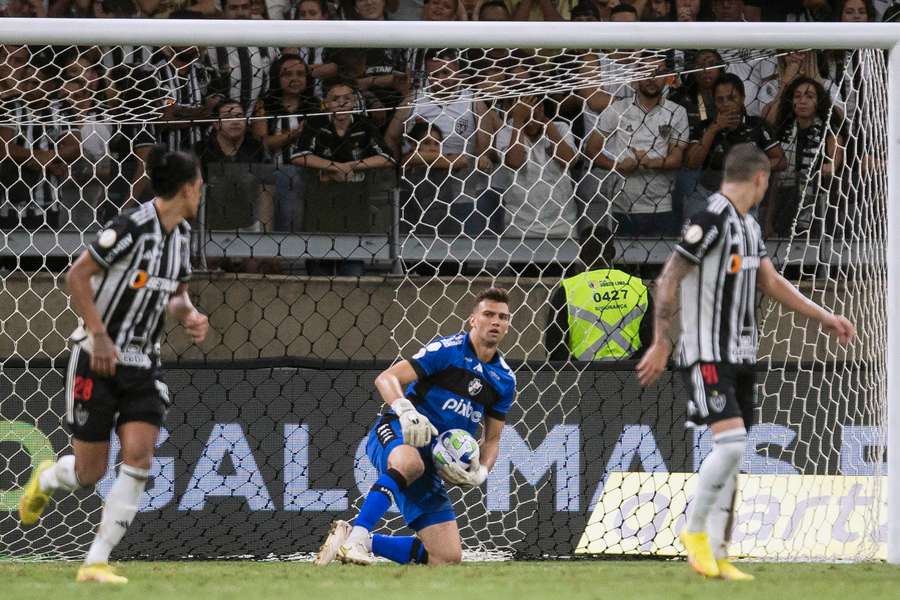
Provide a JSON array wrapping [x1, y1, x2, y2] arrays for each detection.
[[708, 390, 727, 413], [74, 404, 89, 426], [468, 378, 483, 396]]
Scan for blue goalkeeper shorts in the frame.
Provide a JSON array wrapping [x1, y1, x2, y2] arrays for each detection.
[[366, 415, 456, 531]]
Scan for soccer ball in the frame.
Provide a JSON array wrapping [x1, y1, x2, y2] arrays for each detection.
[[432, 429, 480, 475]]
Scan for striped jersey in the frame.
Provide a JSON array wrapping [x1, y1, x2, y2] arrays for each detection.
[[673, 192, 767, 367], [71, 201, 192, 368]]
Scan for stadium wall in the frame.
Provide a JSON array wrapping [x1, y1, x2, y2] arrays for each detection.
[[0, 272, 859, 363]]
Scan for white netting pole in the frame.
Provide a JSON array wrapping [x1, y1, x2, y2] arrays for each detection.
[[888, 42, 900, 566]]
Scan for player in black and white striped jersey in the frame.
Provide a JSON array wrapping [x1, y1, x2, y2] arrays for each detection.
[[17, 146, 209, 585], [637, 143, 855, 581]]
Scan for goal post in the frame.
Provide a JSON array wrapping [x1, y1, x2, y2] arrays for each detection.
[[887, 40, 900, 566], [0, 19, 896, 563]]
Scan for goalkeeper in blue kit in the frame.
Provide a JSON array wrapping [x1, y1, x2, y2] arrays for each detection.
[[315, 287, 517, 566]]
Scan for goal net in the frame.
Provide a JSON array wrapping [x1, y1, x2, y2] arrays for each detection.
[[0, 25, 888, 562]]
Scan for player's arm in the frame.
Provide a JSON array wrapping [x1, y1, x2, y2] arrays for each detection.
[[478, 415, 503, 472], [374, 360, 418, 403], [168, 283, 208, 344], [374, 360, 438, 447], [636, 252, 694, 386], [757, 257, 855, 344], [66, 251, 120, 377]]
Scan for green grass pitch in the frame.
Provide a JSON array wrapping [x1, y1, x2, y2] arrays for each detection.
[[1, 561, 898, 600]]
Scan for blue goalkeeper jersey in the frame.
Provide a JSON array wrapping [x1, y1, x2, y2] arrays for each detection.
[[397, 332, 517, 436]]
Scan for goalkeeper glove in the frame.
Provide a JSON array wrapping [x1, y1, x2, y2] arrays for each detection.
[[392, 398, 438, 448], [441, 461, 489, 489]]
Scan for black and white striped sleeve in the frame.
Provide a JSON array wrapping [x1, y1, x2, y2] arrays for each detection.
[[88, 215, 137, 269], [674, 211, 724, 264]]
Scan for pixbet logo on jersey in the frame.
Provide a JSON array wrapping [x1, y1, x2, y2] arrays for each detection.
[[130, 270, 180, 292], [442, 398, 482, 423]]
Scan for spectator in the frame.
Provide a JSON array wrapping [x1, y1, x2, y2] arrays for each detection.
[[822, 0, 878, 119], [608, 1, 637, 19], [3, 0, 48, 16], [287, 0, 339, 98], [329, 49, 389, 119], [207, 0, 274, 115], [684, 73, 786, 220], [787, 0, 833, 22], [402, 122, 468, 170], [291, 78, 394, 274], [759, 50, 838, 125], [350, 0, 410, 110], [545, 225, 653, 362], [669, 49, 723, 222], [836, 0, 877, 21], [253, 53, 318, 231], [568, 0, 598, 19], [709, 0, 756, 21], [476, 0, 511, 18], [97, 66, 162, 222], [510, 0, 572, 21], [671, 49, 723, 139], [155, 43, 218, 152], [58, 59, 111, 228], [48, 0, 94, 17], [387, 50, 496, 236], [0, 53, 81, 230], [643, 0, 672, 19], [674, 0, 698, 20], [589, 3, 645, 103], [95, 0, 156, 69], [401, 121, 486, 229], [584, 56, 689, 236], [0, 44, 29, 101], [423, 0, 465, 19], [767, 76, 843, 238], [705, 0, 772, 117], [195, 99, 273, 232], [406, 0, 468, 89], [494, 94, 578, 237], [250, 0, 270, 17]]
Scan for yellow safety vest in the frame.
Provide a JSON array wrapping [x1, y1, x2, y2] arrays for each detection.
[[561, 269, 649, 361]]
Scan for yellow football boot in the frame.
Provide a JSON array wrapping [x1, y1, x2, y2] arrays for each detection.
[[679, 530, 720, 577], [716, 559, 754, 581], [18, 460, 54, 526], [76, 563, 128, 584]]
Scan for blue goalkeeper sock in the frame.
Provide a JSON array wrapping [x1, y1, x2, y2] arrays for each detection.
[[353, 468, 407, 532], [372, 535, 429, 565]]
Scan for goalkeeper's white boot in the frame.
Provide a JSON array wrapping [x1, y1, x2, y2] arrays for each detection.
[[337, 529, 375, 566], [314, 520, 351, 566]]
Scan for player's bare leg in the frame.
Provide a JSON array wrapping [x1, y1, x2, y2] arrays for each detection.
[[336, 445, 425, 565], [416, 520, 462, 565], [18, 439, 108, 526], [681, 417, 746, 578], [77, 421, 156, 584]]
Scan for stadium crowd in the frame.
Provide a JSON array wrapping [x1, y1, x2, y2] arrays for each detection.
[[0, 0, 892, 271]]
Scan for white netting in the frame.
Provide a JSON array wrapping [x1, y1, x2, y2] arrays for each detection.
[[0, 38, 887, 562]]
